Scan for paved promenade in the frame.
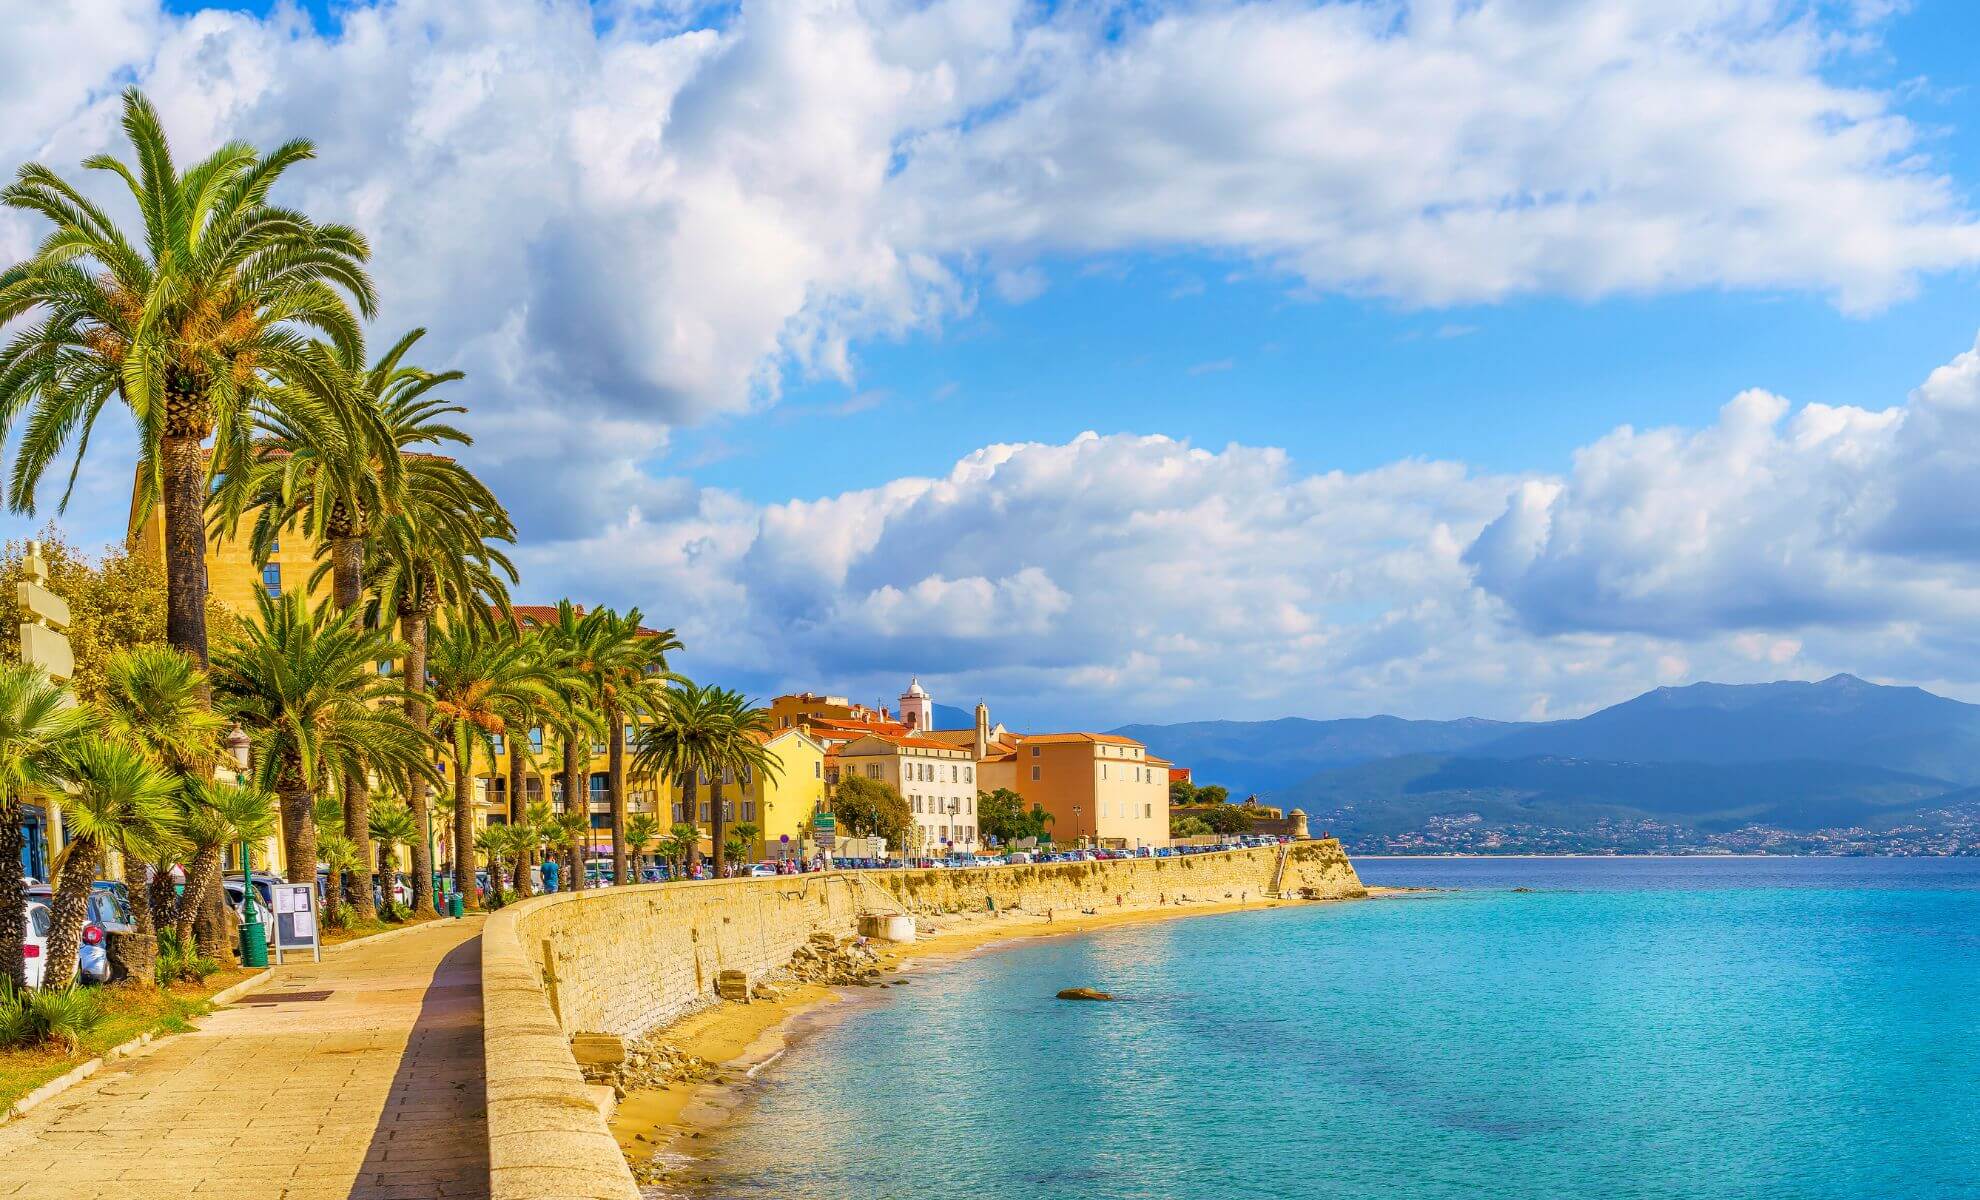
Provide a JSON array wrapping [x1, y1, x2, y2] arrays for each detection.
[[0, 916, 489, 1199]]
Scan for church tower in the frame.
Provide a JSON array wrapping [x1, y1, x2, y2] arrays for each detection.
[[973, 699, 990, 759], [900, 677, 933, 731]]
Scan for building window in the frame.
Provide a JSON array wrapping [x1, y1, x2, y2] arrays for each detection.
[[867, 765, 881, 780], [700, 802, 710, 822], [589, 774, 607, 806], [376, 659, 392, 676], [965, 766, 972, 783], [261, 564, 282, 597], [1031, 766, 1040, 781], [814, 762, 821, 778], [530, 727, 544, 751], [1031, 746, 1040, 757], [492, 735, 505, 755], [1145, 804, 1153, 819]]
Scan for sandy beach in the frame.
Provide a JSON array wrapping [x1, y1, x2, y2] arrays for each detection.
[[611, 886, 1412, 1193]]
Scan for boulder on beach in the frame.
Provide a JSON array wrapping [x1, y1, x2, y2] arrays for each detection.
[[1056, 987, 1115, 1002]]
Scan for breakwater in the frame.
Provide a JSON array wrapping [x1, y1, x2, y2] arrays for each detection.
[[479, 842, 1365, 1200]]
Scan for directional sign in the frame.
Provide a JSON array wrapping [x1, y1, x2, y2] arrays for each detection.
[[19, 624, 72, 681], [16, 580, 69, 629], [813, 814, 836, 831]]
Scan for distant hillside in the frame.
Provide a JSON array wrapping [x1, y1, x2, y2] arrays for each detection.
[[931, 702, 973, 731], [1275, 753, 1955, 837], [1110, 715, 1531, 796], [1471, 674, 1980, 784]]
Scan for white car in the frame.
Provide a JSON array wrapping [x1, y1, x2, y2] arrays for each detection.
[[747, 864, 778, 878], [21, 901, 51, 988]]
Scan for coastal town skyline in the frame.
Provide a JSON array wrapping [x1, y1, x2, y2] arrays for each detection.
[[7, 0, 1980, 731]]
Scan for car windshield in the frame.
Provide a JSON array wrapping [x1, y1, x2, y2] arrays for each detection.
[[89, 890, 135, 927]]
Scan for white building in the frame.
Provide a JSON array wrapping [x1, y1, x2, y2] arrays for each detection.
[[835, 732, 980, 856]]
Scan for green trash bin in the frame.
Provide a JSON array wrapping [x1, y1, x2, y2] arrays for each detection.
[[449, 892, 465, 919], [239, 917, 269, 968]]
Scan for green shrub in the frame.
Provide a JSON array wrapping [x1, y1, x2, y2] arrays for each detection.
[[153, 931, 219, 985], [0, 980, 104, 1053]]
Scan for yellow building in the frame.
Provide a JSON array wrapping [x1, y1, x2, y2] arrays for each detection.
[[661, 729, 825, 864]]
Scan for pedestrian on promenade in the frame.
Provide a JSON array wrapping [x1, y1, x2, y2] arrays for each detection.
[[542, 857, 560, 893]]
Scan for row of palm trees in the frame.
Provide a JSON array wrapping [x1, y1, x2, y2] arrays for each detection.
[[0, 89, 790, 963]]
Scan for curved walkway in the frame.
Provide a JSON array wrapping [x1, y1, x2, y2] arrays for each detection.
[[0, 916, 489, 1200]]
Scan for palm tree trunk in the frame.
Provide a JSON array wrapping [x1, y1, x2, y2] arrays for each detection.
[[680, 773, 698, 873], [0, 810, 29, 991], [174, 845, 221, 949], [43, 841, 103, 987], [118, 860, 159, 987], [562, 733, 585, 892], [452, 733, 477, 911], [607, 708, 626, 886], [508, 735, 531, 890], [149, 860, 180, 935], [711, 776, 727, 876], [330, 537, 376, 923], [161, 433, 212, 669], [277, 752, 316, 885], [401, 610, 437, 917]]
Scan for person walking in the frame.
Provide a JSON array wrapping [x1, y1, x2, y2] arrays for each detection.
[[542, 856, 561, 893]]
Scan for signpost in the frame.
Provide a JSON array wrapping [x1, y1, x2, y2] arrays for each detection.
[[270, 881, 321, 964]]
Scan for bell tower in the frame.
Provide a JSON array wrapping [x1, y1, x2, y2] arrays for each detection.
[[900, 677, 933, 731], [974, 699, 990, 759]]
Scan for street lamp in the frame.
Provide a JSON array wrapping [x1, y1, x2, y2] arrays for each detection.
[[1072, 804, 1082, 849], [225, 729, 267, 967]]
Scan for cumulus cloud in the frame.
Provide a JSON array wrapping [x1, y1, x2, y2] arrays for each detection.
[[3, 0, 1976, 542], [5, 0, 1980, 722], [1468, 333, 1980, 704]]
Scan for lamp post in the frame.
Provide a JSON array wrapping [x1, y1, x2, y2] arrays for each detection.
[[1073, 804, 1082, 850], [225, 729, 267, 966]]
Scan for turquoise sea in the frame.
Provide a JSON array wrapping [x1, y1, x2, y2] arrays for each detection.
[[691, 858, 1980, 1199]]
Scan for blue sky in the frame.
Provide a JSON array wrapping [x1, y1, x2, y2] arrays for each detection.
[[7, 0, 1980, 728]]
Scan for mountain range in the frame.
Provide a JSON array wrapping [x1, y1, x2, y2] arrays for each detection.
[[1115, 675, 1980, 849]]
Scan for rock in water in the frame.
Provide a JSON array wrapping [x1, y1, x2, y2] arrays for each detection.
[[1056, 987, 1115, 1002]]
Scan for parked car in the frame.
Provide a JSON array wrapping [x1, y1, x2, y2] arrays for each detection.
[[223, 872, 284, 940], [24, 886, 112, 982], [746, 863, 779, 878], [20, 900, 50, 988]]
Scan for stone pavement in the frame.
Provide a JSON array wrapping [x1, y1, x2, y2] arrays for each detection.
[[0, 915, 489, 1200]]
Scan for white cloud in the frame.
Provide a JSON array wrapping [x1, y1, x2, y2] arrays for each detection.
[[5, 0, 1980, 723]]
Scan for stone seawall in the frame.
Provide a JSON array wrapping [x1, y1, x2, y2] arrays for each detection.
[[480, 842, 1363, 1200]]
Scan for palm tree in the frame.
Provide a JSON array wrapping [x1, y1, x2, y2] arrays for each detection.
[[550, 811, 590, 890], [172, 779, 275, 952], [368, 798, 418, 913], [732, 820, 762, 865], [625, 812, 658, 880], [566, 607, 680, 885], [0, 88, 374, 667], [210, 592, 430, 884], [369, 504, 514, 918], [660, 822, 699, 878], [636, 683, 779, 877], [42, 736, 178, 986], [0, 665, 89, 989], [472, 825, 507, 905], [98, 644, 226, 980], [424, 621, 555, 910], [529, 601, 602, 887], [219, 330, 509, 922]]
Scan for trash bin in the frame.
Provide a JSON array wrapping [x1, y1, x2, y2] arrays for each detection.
[[448, 892, 465, 919], [240, 918, 269, 967]]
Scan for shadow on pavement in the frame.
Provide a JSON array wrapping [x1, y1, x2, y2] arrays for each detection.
[[350, 934, 489, 1200]]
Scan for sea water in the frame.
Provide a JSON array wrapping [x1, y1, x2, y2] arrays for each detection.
[[689, 858, 1980, 1199]]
